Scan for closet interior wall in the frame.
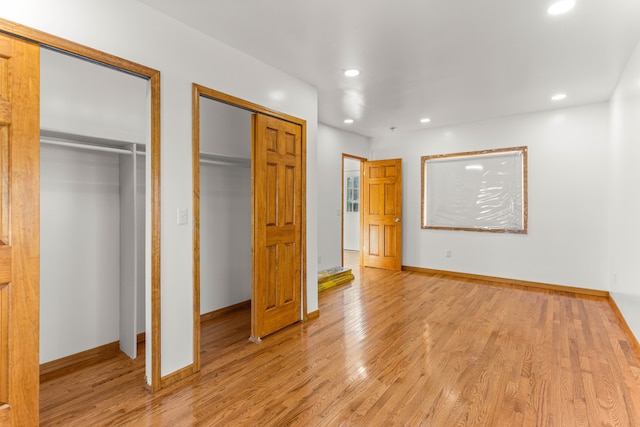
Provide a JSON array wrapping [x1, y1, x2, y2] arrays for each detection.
[[199, 97, 252, 315], [39, 47, 149, 364]]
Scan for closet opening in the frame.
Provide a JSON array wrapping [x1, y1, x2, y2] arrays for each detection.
[[192, 84, 307, 370], [198, 96, 253, 334], [39, 47, 150, 379]]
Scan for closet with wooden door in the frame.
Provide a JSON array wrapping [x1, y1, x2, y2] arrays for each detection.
[[39, 47, 149, 368], [199, 97, 252, 319]]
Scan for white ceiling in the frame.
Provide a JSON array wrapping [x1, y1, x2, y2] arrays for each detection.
[[140, 0, 640, 138]]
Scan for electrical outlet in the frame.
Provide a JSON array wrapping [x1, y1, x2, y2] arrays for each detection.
[[446, 249, 452, 258]]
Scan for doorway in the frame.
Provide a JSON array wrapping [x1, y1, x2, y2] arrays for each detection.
[[198, 96, 252, 338], [0, 17, 162, 389], [192, 84, 307, 369], [39, 47, 148, 365], [342, 154, 366, 269], [341, 156, 404, 271], [0, 19, 162, 424]]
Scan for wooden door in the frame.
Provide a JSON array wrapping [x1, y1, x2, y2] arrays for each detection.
[[0, 34, 40, 425], [251, 114, 302, 341], [362, 159, 403, 270]]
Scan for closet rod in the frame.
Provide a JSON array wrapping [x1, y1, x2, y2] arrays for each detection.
[[200, 158, 251, 167], [41, 138, 141, 155]]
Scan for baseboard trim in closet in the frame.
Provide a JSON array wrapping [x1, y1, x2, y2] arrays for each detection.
[[401, 265, 610, 298], [40, 341, 120, 383], [200, 300, 251, 323], [307, 310, 319, 320], [160, 364, 196, 389]]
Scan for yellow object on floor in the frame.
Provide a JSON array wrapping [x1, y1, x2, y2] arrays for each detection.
[[318, 266, 354, 292]]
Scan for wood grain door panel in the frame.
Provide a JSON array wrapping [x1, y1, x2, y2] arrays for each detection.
[[362, 159, 402, 270], [252, 114, 302, 341], [0, 33, 40, 425]]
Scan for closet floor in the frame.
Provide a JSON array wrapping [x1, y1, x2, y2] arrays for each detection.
[[40, 267, 640, 426]]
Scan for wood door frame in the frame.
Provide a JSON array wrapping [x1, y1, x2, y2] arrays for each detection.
[[341, 153, 366, 267], [192, 84, 307, 370], [0, 18, 163, 392]]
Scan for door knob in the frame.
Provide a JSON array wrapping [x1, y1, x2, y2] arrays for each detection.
[[395, 218, 401, 223]]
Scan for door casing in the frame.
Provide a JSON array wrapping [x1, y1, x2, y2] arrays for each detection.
[[0, 17, 163, 395], [192, 84, 307, 369]]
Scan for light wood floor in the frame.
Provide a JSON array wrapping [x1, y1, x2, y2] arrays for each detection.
[[40, 267, 640, 426]]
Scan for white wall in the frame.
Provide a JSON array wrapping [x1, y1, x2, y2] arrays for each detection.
[[200, 98, 252, 313], [40, 146, 121, 363], [317, 124, 371, 270], [370, 103, 610, 290], [609, 39, 640, 339], [40, 48, 148, 143], [3, 0, 318, 379]]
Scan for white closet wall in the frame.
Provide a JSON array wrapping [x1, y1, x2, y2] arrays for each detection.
[[40, 145, 121, 362], [40, 48, 149, 363], [199, 98, 252, 314]]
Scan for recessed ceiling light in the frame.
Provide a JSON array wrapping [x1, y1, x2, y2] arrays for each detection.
[[420, 118, 431, 123], [551, 93, 567, 101], [344, 119, 354, 124], [344, 69, 361, 77], [547, 0, 576, 15]]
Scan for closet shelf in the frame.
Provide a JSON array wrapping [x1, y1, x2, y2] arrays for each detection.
[[200, 152, 250, 168], [40, 128, 146, 155]]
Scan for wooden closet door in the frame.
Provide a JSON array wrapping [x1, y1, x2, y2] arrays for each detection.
[[251, 113, 302, 341], [0, 34, 40, 425]]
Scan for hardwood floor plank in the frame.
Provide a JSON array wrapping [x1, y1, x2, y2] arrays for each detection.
[[39, 267, 640, 426]]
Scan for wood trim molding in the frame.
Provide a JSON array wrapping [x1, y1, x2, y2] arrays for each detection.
[[191, 85, 201, 374], [149, 72, 162, 393], [0, 17, 163, 392], [200, 301, 251, 323], [160, 365, 197, 389], [342, 154, 368, 162], [401, 265, 610, 298], [0, 18, 158, 78], [608, 296, 640, 358], [39, 342, 120, 383], [421, 146, 528, 234], [301, 117, 308, 322], [194, 84, 306, 127], [306, 310, 320, 320]]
